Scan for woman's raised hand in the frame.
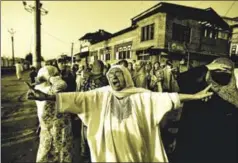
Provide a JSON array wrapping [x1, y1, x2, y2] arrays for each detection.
[[27, 87, 48, 101], [193, 84, 213, 101]]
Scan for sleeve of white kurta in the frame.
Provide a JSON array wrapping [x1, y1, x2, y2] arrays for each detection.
[[150, 92, 182, 126], [56, 90, 101, 124], [235, 69, 238, 88]]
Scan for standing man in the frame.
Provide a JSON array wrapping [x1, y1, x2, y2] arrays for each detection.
[[15, 61, 23, 80], [29, 66, 37, 84]]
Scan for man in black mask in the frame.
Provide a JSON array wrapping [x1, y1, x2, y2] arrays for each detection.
[[173, 58, 238, 163], [210, 68, 232, 86]]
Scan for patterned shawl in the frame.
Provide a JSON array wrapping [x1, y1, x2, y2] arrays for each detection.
[[206, 58, 238, 107]]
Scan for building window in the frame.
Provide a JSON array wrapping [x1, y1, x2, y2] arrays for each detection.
[[118, 47, 123, 59], [100, 54, 104, 61], [172, 23, 191, 43], [105, 49, 111, 61], [117, 46, 131, 60], [127, 46, 131, 58], [141, 24, 154, 41], [119, 51, 127, 59], [105, 53, 110, 61], [138, 55, 150, 60], [99, 48, 111, 61], [231, 45, 237, 56], [218, 31, 228, 40], [202, 27, 219, 39], [90, 51, 98, 62], [94, 54, 98, 60]]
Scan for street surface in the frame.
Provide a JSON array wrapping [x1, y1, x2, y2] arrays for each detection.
[[1, 71, 39, 163]]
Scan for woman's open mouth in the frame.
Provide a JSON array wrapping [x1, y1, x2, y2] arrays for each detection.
[[112, 80, 120, 87]]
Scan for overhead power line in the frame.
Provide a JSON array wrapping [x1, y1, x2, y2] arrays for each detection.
[[224, 1, 236, 16], [41, 28, 70, 45]]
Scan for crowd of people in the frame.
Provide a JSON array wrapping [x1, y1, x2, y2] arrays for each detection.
[[26, 56, 238, 163]]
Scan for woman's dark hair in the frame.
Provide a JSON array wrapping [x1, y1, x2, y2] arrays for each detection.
[[153, 61, 160, 67], [166, 60, 172, 66], [118, 60, 128, 68], [72, 64, 79, 72], [30, 66, 36, 71], [52, 61, 59, 70], [107, 63, 111, 70], [96, 60, 105, 72], [152, 61, 160, 75], [104, 63, 111, 73]]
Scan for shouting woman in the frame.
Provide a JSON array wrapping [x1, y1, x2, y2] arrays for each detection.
[[27, 65, 213, 162]]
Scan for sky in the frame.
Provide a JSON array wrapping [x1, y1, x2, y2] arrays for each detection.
[[1, 1, 238, 60]]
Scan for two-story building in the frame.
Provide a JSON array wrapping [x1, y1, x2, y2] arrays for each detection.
[[75, 29, 112, 66], [78, 2, 230, 70], [223, 16, 238, 63]]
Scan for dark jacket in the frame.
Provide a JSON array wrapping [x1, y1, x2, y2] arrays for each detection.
[[173, 66, 238, 163]]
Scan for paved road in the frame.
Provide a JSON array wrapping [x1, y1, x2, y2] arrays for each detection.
[[1, 71, 39, 163], [1, 71, 82, 163]]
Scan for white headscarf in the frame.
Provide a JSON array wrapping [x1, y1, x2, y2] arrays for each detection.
[[37, 65, 59, 79], [35, 66, 59, 93], [106, 65, 149, 98]]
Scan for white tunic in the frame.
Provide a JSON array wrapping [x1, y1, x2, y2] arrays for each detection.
[[56, 86, 181, 162], [234, 68, 238, 88], [15, 63, 23, 79]]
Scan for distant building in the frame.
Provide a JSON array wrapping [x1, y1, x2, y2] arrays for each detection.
[[78, 2, 230, 70], [223, 16, 238, 61], [1, 57, 24, 67], [75, 29, 112, 66]]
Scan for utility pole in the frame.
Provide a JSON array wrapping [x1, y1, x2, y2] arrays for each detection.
[[71, 42, 74, 65], [184, 43, 190, 69], [22, 0, 48, 70], [35, 0, 41, 69], [187, 50, 190, 69], [8, 28, 16, 66]]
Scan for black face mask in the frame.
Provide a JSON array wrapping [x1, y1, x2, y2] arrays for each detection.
[[210, 71, 232, 86]]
